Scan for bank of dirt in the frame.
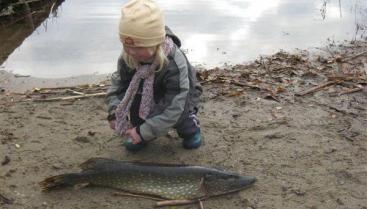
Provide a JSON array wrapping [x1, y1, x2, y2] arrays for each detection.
[[0, 41, 366, 209]]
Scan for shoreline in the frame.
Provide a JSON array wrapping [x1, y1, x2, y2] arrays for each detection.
[[0, 70, 110, 93], [1, 40, 366, 94]]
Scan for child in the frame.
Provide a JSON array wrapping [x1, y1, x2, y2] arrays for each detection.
[[105, 0, 202, 151]]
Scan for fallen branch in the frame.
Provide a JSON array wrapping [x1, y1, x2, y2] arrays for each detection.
[[314, 102, 358, 116], [1, 11, 37, 28], [20, 0, 35, 29], [33, 92, 106, 102], [327, 76, 366, 82], [0, 193, 13, 204], [199, 200, 205, 209], [34, 86, 81, 91], [14, 74, 30, 78], [113, 192, 163, 201], [295, 81, 338, 96], [49, 2, 56, 16], [155, 199, 199, 207], [345, 50, 367, 61], [65, 89, 85, 95], [338, 87, 363, 96], [13, 0, 42, 5], [33, 83, 109, 92], [231, 80, 273, 93]]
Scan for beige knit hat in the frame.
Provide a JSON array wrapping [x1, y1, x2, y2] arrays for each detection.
[[119, 0, 165, 47]]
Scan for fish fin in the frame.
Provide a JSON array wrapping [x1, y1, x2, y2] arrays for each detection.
[[124, 161, 191, 167], [80, 158, 191, 170], [211, 165, 231, 172], [199, 177, 209, 198], [39, 173, 80, 191], [73, 182, 90, 190], [79, 157, 119, 171]]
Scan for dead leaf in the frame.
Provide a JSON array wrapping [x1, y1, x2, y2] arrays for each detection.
[[276, 85, 286, 93], [227, 89, 244, 97]]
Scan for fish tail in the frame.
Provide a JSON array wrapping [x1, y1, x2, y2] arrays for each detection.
[[39, 173, 81, 191]]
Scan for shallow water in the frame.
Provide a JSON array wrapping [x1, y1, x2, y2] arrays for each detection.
[[1, 0, 366, 78]]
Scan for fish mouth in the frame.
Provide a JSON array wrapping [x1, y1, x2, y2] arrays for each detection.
[[239, 175, 257, 186], [204, 176, 256, 199], [236, 176, 256, 190], [225, 176, 257, 194]]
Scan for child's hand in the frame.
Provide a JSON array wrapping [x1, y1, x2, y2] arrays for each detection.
[[109, 120, 116, 130], [126, 127, 142, 144]]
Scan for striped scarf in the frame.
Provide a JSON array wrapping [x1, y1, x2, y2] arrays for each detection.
[[115, 37, 174, 136]]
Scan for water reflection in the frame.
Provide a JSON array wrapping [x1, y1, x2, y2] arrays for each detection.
[[0, 0, 366, 78], [0, 0, 65, 63]]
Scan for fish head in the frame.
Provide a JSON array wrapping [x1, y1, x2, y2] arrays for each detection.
[[203, 171, 256, 196]]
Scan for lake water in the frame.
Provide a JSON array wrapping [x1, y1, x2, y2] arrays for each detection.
[[1, 0, 366, 78]]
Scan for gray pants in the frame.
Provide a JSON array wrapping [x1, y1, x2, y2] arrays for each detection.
[[130, 95, 200, 140]]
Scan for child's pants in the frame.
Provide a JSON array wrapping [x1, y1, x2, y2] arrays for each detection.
[[130, 95, 200, 140]]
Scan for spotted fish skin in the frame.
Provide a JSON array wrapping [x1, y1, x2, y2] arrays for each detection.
[[40, 158, 256, 200]]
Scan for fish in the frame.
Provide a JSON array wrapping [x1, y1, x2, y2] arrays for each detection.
[[39, 158, 256, 200]]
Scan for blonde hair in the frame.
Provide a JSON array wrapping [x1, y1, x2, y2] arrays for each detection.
[[122, 43, 168, 72]]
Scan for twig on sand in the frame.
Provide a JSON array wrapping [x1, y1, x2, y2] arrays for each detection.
[[199, 200, 205, 209], [34, 86, 82, 91], [231, 80, 273, 93], [0, 193, 13, 204], [327, 76, 365, 82], [65, 89, 85, 95], [345, 50, 367, 61], [113, 192, 163, 201], [155, 199, 200, 207], [295, 81, 338, 96], [14, 74, 31, 78], [33, 92, 106, 102], [337, 86, 363, 96], [113, 192, 205, 208], [33, 84, 109, 92]]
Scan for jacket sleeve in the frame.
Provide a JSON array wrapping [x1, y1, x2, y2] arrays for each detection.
[[138, 52, 190, 141], [105, 57, 131, 120]]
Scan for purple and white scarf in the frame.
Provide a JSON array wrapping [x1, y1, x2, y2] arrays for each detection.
[[115, 37, 174, 136]]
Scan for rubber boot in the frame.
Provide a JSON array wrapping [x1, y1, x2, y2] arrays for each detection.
[[182, 131, 201, 149]]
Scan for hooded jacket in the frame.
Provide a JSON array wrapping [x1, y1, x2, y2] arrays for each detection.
[[106, 26, 202, 141]]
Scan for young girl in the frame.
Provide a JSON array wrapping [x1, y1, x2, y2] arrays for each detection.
[[106, 0, 202, 151]]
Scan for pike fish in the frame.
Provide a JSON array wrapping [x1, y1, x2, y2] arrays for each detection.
[[39, 158, 256, 200]]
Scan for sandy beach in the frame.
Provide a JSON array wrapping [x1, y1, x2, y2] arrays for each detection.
[[1, 41, 367, 209]]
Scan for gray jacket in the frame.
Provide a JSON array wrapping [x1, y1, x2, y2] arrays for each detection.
[[106, 27, 202, 141]]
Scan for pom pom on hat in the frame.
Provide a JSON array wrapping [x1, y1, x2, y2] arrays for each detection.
[[119, 0, 165, 47]]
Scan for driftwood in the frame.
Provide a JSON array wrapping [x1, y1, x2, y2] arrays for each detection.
[[34, 86, 81, 91], [155, 199, 200, 207], [199, 200, 205, 209], [14, 74, 30, 78], [231, 80, 273, 93], [1, 11, 36, 28], [20, 0, 35, 29], [112, 192, 205, 208], [113, 192, 163, 201], [345, 50, 367, 61], [295, 80, 338, 96], [337, 87, 363, 96], [49, 2, 56, 16], [13, 0, 42, 6], [0, 193, 13, 204], [33, 92, 106, 102], [65, 89, 85, 95]]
